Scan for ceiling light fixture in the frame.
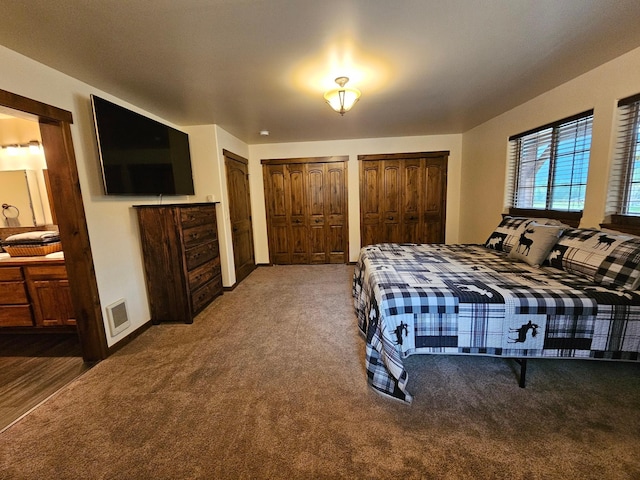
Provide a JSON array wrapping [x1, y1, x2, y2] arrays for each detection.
[[324, 76, 361, 115]]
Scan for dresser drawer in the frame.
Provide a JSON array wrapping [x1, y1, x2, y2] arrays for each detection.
[[0, 305, 33, 326], [191, 274, 222, 314], [180, 206, 216, 229], [182, 224, 218, 248], [0, 267, 24, 282], [185, 240, 219, 270], [188, 261, 217, 292], [0, 282, 29, 304]]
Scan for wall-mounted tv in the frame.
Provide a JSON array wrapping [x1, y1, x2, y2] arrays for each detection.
[[90, 95, 195, 196]]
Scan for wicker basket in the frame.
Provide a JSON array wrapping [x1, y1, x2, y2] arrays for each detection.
[[3, 242, 62, 257]]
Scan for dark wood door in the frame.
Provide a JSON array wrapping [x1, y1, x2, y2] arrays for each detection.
[[358, 151, 448, 246], [262, 156, 348, 265], [307, 163, 326, 264], [423, 158, 447, 243], [224, 150, 256, 284], [402, 158, 423, 243], [263, 164, 291, 264], [325, 162, 348, 263], [360, 160, 382, 246], [382, 160, 401, 243], [288, 163, 309, 264]]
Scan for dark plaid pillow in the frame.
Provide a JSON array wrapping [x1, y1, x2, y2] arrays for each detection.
[[547, 228, 640, 289], [595, 237, 640, 289]]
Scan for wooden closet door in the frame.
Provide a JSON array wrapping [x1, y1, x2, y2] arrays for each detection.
[[423, 158, 447, 243], [326, 162, 347, 263], [264, 164, 291, 264], [402, 159, 423, 244], [381, 161, 401, 243], [360, 160, 382, 247], [358, 151, 448, 246], [288, 163, 309, 264], [262, 157, 348, 265], [307, 163, 326, 264]]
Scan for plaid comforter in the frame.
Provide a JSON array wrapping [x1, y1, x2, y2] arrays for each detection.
[[353, 243, 640, 403]]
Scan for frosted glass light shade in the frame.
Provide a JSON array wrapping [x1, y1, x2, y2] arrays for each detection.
[[324, 77, 361, 115]]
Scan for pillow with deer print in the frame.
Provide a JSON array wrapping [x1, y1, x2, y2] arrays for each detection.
[[485, 216, 568, 253], [507, 222, 564, 267]]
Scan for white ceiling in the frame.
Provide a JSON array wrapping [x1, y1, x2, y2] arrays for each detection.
[[2, 0, 640, 144]]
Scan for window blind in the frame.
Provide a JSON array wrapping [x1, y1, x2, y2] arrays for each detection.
[[606, 93, 640, 216], [508, 110, 593, 212]]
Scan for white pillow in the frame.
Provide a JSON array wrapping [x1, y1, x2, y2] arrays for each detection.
[[508, 223, 564, 267]]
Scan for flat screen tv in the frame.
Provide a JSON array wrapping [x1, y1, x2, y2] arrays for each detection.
[[90, 94, 195, 196]]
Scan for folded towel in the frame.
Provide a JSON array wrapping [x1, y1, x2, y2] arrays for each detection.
[[3, 230, 60, 245]]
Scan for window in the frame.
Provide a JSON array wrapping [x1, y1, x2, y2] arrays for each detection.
[[606, 93, 640, 216], [507, 110, 593, 212]]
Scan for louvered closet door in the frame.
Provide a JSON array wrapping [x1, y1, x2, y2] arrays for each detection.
[[262, 157, 348, 265], [358, 151, 448, 246]]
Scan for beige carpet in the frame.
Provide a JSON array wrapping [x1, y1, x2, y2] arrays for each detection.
[[0, 264, 638, 479]]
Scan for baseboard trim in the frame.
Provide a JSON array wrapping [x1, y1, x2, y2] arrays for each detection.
[[107, 319, 153, 356], [223, 264, 271, 291]]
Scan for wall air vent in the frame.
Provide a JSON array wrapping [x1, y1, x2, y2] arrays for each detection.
[[106, 299, 130, 337]]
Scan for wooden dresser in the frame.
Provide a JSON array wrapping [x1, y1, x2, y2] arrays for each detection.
[[0, 257, 75, 328], [134, 203, 222, 324]]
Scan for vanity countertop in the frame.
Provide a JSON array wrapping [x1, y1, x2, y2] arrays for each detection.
[[0, 253, 65, 266]]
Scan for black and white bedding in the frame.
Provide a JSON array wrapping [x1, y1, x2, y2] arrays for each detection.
[[353, 218, 640, 403]]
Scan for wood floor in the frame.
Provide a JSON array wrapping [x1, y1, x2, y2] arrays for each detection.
[[0, 333, 91, 432]]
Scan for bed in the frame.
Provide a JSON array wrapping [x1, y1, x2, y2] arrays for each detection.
[[353, 217, 640, 403]]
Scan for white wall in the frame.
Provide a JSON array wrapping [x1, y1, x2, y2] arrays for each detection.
[[249, 135, 463, 263], [460, 46, 640, 244], [184, 125, 251, 287]]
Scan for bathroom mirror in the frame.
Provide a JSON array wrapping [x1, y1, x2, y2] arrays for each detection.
[[0, 169, 51, 227]]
